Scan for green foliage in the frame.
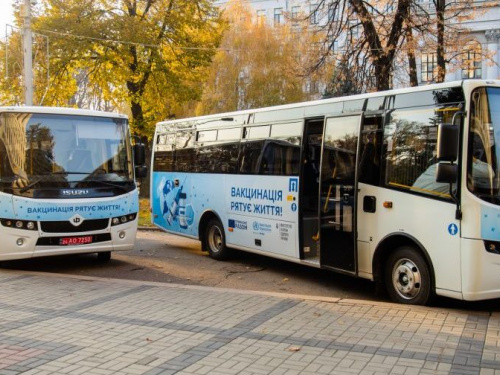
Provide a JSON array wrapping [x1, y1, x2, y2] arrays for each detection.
[[1, 0, 225, 139], [138, 198, 152, 227]]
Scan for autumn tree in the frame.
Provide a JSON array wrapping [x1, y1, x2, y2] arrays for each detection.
[[0, 17, 53, 106], [196, 0, 333, 115], [1, 0, 225, 138], [408, 0, 493, 83], [311, 0, 412, 92]]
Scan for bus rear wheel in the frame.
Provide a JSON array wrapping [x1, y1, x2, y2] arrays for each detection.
[[385, 246, 432, 305], [204, 218, 230, 260]]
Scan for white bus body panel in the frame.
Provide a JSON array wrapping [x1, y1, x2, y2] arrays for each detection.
[[357, 183, 462, 298]]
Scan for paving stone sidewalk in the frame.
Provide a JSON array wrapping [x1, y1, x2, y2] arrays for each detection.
[[0, 270, 499, 375]]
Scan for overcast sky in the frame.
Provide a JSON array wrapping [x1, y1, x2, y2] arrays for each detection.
[[0, 0, 15, 38]]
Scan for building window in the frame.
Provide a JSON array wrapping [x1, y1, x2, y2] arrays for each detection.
[[328, 4, 339, 22], [310, 4, 319, 25], [290, 6, 300, 26], [462, 41, 482, 79], [350, 24, 362, 40], [274, 8, 283, 25], [330, 39, 338, 52], [256, 9, 266, 25], [421, 53, 437, 82], [306, 80, 319, 94], [384, 3, 394, 13]]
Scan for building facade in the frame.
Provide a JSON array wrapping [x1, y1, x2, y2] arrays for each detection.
[[214, 0, 500, 89]]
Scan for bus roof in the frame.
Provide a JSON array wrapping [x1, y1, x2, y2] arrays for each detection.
[[157, 79, 500, 127], [0, 106, 128, 119]]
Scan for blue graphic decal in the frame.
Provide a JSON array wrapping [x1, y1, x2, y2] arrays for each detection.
[[448, 223, 458, 236], [159, 177, 194, 230], [291, 203, 297, 212], [252, 221, 272, 235], [229, 219, 247, 230], [481, 206, 500, 241], [252, 221, 260, 231], [289, 178, 298, 193]]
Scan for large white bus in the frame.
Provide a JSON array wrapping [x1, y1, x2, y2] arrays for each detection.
[[150, 80, 500, 305], [0, 106, 147, 262]]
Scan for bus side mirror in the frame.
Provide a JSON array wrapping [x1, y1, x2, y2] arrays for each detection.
[[135, 165, 148, 178], [437, 124, 458, 162], [436, 163, 457, 183], [133, 143, 146, 166]]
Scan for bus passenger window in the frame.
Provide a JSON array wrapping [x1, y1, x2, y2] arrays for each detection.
[[358, 131, 380, 185], [239, 141, 263, 174], [384, 107, 457, 199]]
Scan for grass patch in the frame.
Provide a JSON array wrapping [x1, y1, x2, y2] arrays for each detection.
[[138, 198, 153, 227]]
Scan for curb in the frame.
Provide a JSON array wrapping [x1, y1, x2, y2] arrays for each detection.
[[0, 268, 467, 314], [138, 226, 161, 231]]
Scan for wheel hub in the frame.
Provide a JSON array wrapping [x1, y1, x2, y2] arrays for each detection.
[[393, 258, 421, 300], [208, 227, 222, 253]]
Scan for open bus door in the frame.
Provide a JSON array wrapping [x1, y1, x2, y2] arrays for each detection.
[[318, 115, 361, 273], [301, 115, 360, 273]]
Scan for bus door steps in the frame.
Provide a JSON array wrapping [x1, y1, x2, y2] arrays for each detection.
[[321, 221, 341, 228], [303, 256, 320, 266]]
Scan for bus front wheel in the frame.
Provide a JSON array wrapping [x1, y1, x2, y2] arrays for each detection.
[[97, 251, 111, 262], [384, 246, 432, 305], [204, 218, 230, 260]]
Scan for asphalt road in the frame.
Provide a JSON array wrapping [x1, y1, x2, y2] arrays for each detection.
[[2, 229, 500, 312]]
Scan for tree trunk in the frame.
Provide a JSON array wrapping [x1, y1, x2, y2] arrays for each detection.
[[375, 56, 392, 91], [435, 0, 446, 82], [406, 25, 419, 86]]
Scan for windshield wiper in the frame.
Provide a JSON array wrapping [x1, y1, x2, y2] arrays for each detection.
[[80, 179, 132, 192], [19, 174, 56, 193]]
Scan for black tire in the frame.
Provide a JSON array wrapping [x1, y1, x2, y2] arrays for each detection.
[[204, 218, 230, 260], [97, 251, 111, 262], [384, 246, 433, 305]]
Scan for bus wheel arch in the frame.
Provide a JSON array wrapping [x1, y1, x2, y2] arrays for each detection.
[[373, 234, 435, 305], [198, 211, 230, 260]]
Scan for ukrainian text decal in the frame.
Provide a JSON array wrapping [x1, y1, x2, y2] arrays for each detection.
[[10, 192, 138, 221]]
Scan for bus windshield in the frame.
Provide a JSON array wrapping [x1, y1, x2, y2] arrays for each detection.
[[0, 112, 133, 197], [468, 87, 500, 204]]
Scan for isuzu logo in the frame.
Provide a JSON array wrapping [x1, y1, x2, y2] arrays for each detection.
[[69, 214, 85, 227], [62, 189, 90, 196]]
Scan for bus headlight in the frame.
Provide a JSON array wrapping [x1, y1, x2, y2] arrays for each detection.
[[0, 218, 38, 231], [111, 213, 137, 226]]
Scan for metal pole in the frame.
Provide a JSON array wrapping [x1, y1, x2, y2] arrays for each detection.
[[23, 0, 33, 106]]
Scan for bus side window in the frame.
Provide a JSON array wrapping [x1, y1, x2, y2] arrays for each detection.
[[239, 141, 263, 174], [384, 107, 454, 198], [258, 141, 283, 175], [359, 130, 381, 185], [285, 146, 300, 175]]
